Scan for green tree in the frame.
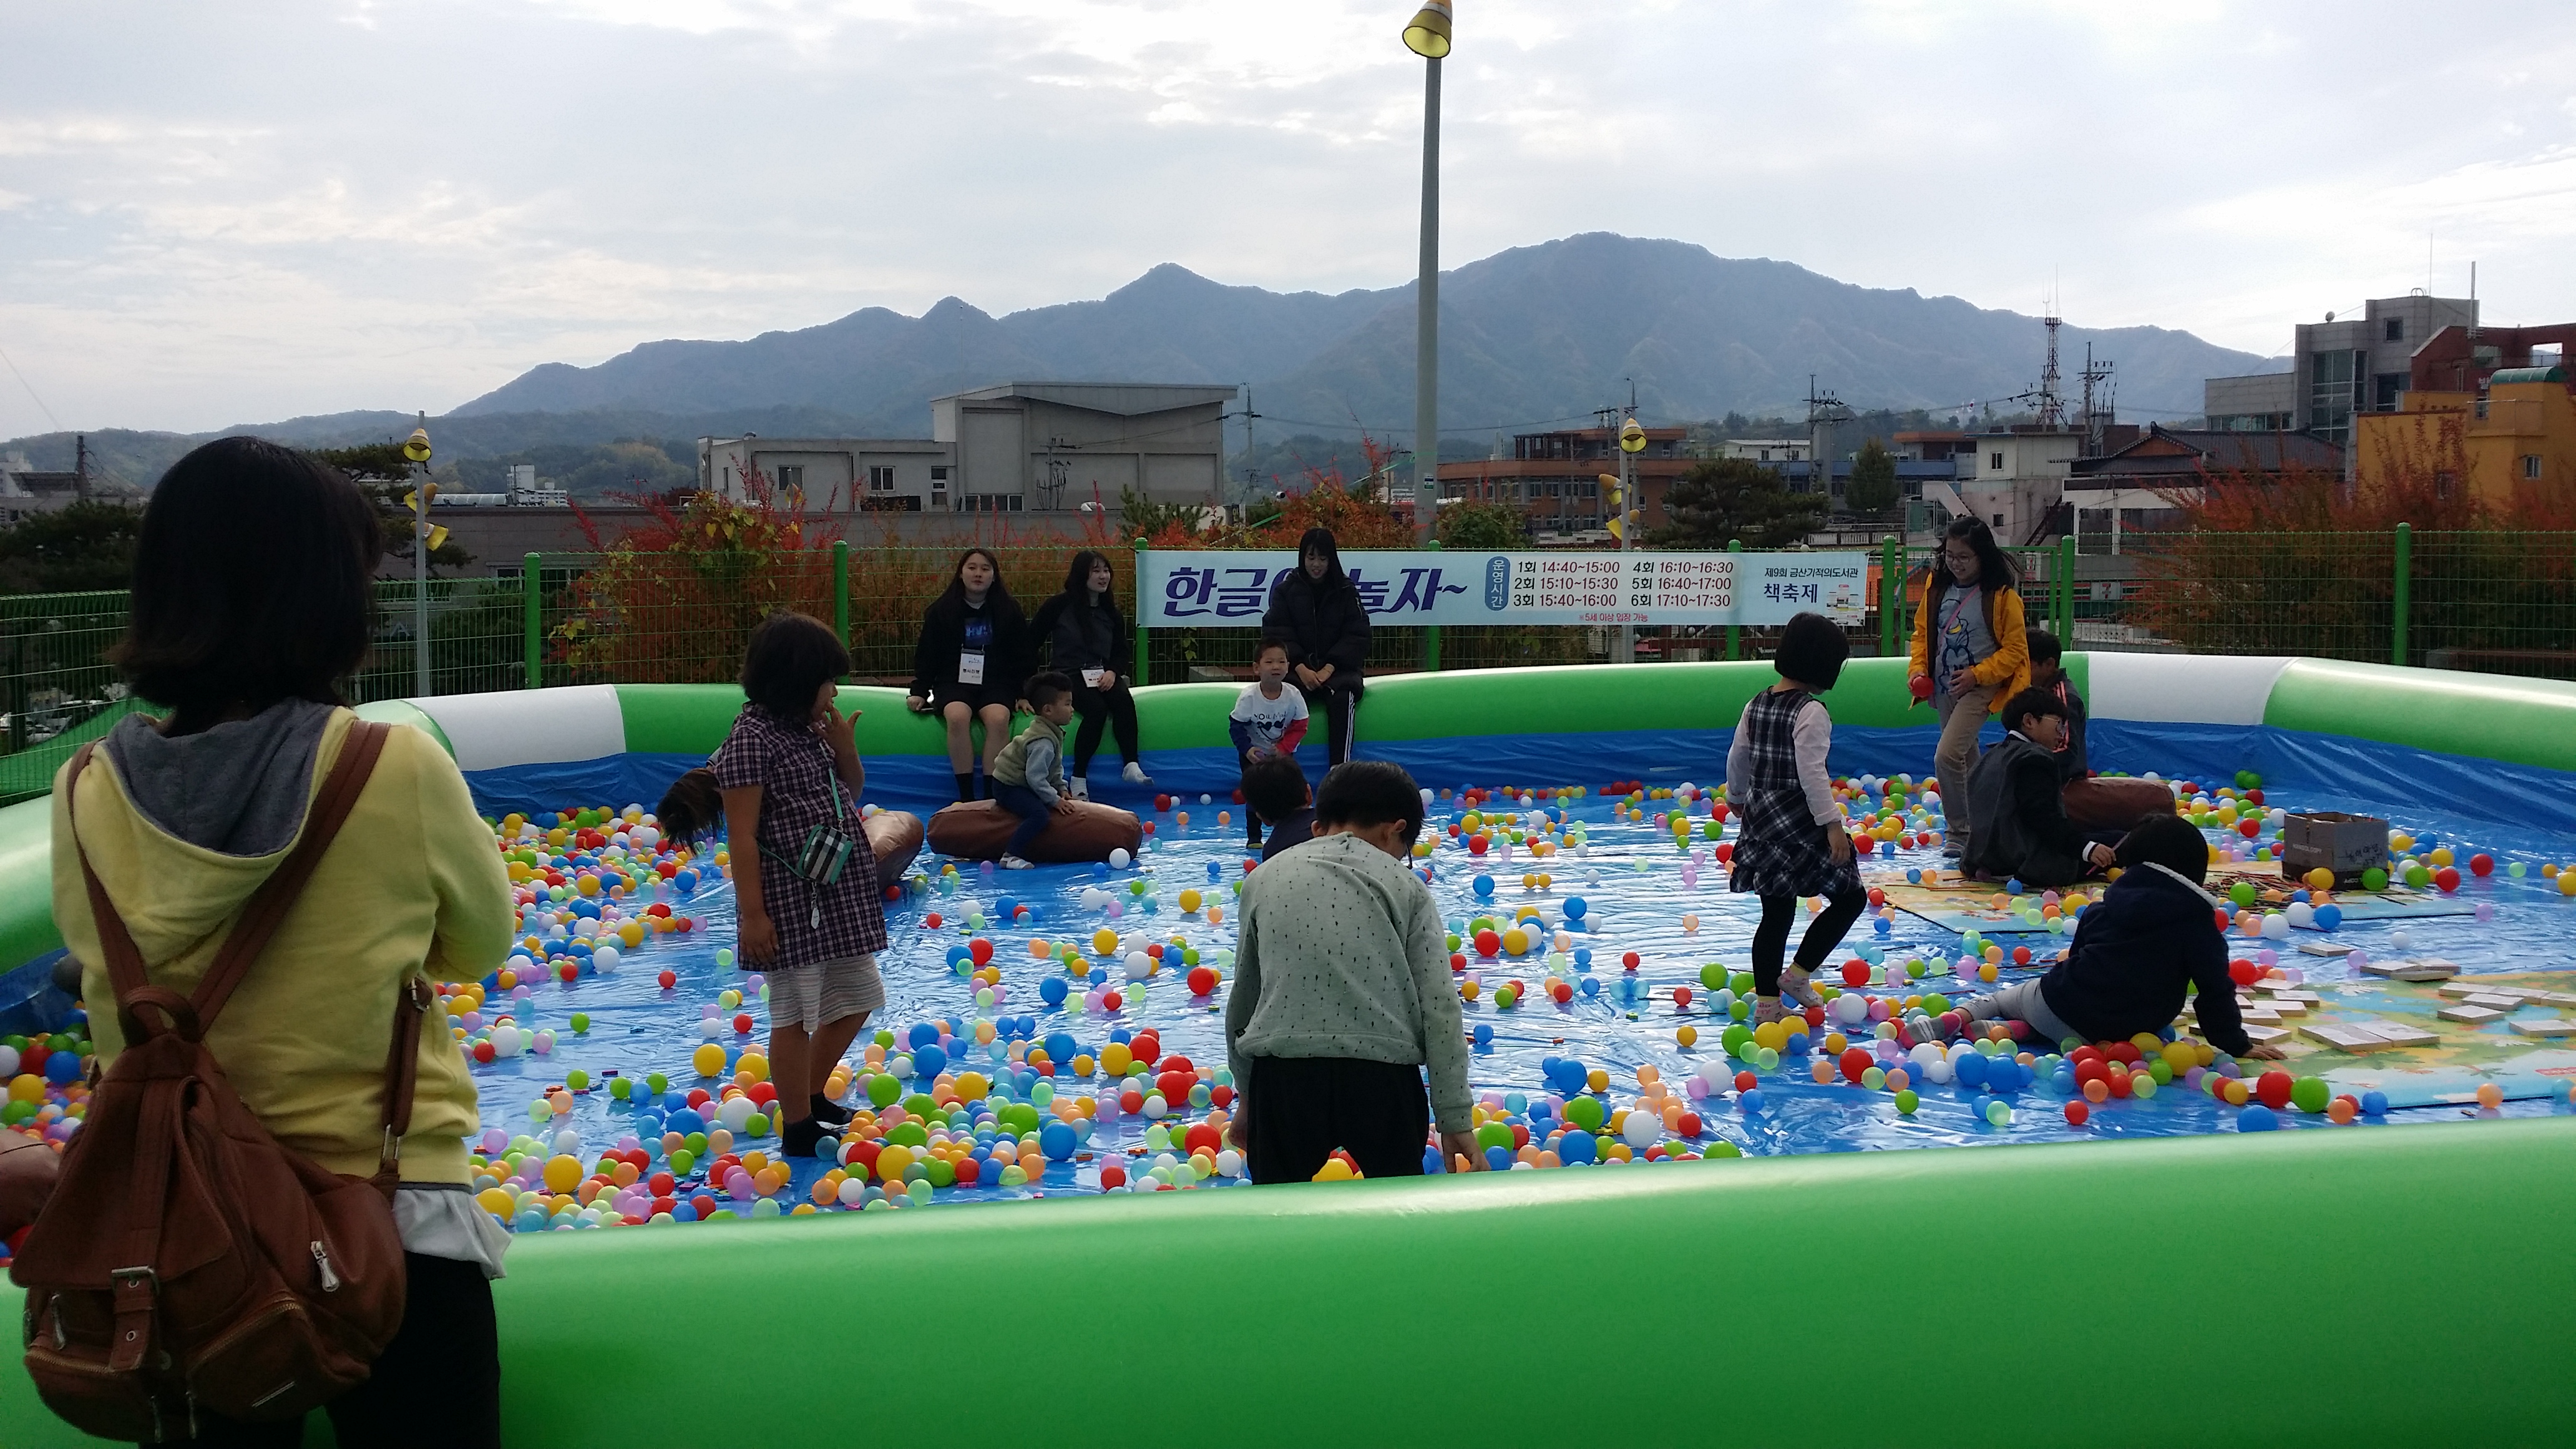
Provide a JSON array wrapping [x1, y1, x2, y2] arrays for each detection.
[[313, 444, 474, 572], [1435, 500, 1525, 549], [0, 499, 145, 593], [1846, 439, 1899, 515], [1650, 458, 1826, 549]]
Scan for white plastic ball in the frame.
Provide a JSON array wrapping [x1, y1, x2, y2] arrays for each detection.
[[592, 945, 621, 975], [1109, 847, 1132, 869], [716, 1096, 757, 1133], [1123, 951, 1153, 981], [1830, 993, 1869, 1025], [489, 1024, 523, 1058], [1620, 1107, 1661, 1148]]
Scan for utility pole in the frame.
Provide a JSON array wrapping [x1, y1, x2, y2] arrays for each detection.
[[1239, 383, 1260, 502], [2077, 346, 2116, 457], [1805, 377, 1847, 508]]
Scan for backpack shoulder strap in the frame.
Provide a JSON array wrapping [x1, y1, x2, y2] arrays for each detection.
[[66, 743, 188, 1043], [188, 719, 391, 1029]]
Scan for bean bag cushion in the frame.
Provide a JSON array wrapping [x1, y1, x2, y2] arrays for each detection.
[[927, 800, 1143, 864], [2063, 777, 2178, 832], [864, 810, 925, 883]]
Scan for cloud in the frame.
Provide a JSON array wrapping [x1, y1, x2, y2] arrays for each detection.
[[4, 0, 2576, 436]]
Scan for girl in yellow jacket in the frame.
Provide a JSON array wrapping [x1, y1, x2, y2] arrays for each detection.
[[1908, 517, 2030, 864], [51, 438, 512, 1447]]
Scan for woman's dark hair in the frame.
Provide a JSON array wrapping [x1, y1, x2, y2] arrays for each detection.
[[1241, 756, 1310, 822], [2116, 811, 2207, 885], [1313, 759, 1423, 841], [2026, 627, 2062, 665], [1289, 527, 1352, 595], [935, 547, 1012, 611], [1060, 549, 1115, 599], [1999, 685, 2067, 735], [655, 767, 723, 842], [1932, 516, 2019, 595], [741, 611, 850, 719], [1772, 612, 1849, 691], [1024, 670, 1075, 709], [110, 436, 383, 724]]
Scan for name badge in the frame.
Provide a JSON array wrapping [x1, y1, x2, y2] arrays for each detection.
[[1082, 668, 1109, 689], [957, 651, 986, 685]]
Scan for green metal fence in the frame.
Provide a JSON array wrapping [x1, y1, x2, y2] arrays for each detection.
[[5, 528, 2572, 804]]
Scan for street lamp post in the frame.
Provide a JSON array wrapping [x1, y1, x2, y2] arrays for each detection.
[[1615, 416, 1645, 661], [402, 421, 436, 697], [1404, 2, 1451, 544]]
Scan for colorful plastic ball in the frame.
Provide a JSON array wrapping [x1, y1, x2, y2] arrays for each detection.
[[2469, 852, 2494, 877], [2326, 1097, 2358, 1125], [1558, 1129, 1598, 1165], [2360, 1090, 2388, 1116], [691, 1043, 727, 1078], [2361, 867, 2389, 892], [1737, 1089, 1765, 1113], [2311, 904, 2343, 931], [1983, 1100, 2012, 1126], [1893, 1088, 1920, 1115], [2237, 1105, 2280, 1132], [2289, 1076, 2331, 1114], [2475, 1082, 2504, 1109], [2063, 1100, 2089, 1127]]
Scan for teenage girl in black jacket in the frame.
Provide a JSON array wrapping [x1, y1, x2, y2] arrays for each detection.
[[1261, 526, 1370, 764], [906, 547, 1030, 802], [1029, 549, 1154, 797]]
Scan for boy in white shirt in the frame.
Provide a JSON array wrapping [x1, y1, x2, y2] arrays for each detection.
[[1230, 636, 1310, 849]]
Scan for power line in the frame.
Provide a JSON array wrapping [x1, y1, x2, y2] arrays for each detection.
[[0, 336, 63, 434]]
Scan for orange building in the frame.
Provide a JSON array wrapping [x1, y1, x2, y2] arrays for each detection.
[[2356, 367, 2576, 504], [1435, 426, 1693, 534]]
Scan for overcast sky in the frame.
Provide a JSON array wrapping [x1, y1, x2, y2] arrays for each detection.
[[6, 0, 2575, 436]]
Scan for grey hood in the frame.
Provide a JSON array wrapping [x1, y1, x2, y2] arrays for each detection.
[[99, 698, 338, 858]]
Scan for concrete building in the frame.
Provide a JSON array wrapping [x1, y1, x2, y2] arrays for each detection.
[[2204, 293, 2479, 442], [2064, 427, 2344, 552], [698, 382, 1232, 517], [1953, 429, 2082, 544], [1435, 425, 1692, 534], [2356, 363, 2576, 507], [1720, 439, 1808, 462], [0, 437, 143, 526]]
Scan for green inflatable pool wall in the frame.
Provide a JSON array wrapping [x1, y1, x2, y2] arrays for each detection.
[[4, 1118, 2571, 1447]]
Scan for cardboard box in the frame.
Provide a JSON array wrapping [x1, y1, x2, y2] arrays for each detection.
[[2281, 812, 2390, 884]]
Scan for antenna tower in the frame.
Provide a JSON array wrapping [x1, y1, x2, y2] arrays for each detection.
[[2037, 304, 2065, 430], [2077, 344, 2116, 456]]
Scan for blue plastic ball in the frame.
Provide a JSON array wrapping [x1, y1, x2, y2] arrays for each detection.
[[1738, 1089, 1766, 1114], [1483, 1145, 1513, 1171], [1955, 1052, 1990, 1088], [1471, 1023, 1495, 1046], [2312, 904, 2343, 931], [1038, 977, 1069, 1007], [1472, 875, 1496, 899], [1038, 1121, 1076, 1160], [2238, 1105, 2280, 1133], [912, 1043, 948, 1080], [908, 1022, 940, 1049], [1573, 947, 1593, 968], [43, 1051, 82, 1086], [1562, 896, 1588, 920], [1558, 1128, 1599, 1164], [2360, 1090, 2388, 1116]]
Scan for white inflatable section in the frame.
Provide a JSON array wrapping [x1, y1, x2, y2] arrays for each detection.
[[414, 685, 627, 771], [2082, 653, 2291, 727]]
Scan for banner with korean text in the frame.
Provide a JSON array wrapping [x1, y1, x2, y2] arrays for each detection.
[[1138, 550, 1869, 628]]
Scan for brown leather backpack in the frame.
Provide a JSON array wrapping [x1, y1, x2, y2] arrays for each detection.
[[11, 720, 434, 1442]]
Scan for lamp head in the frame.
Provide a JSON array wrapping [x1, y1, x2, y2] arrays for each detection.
[[402, 427, 432, 464], [1402, 0, 1452, 59], [1619, 418, 1647, 454]]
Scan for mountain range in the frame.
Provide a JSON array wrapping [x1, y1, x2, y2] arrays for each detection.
[[6, 233, 2273, 487]]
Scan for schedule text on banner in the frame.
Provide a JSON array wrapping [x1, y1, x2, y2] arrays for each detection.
[[1141, 550, 1868, 628]]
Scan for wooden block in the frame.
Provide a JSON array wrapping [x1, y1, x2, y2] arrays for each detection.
[[2462, 994, 2524, 1012], [2354, 1019, 2440, 1048], [2366, 959, 2460, 982], [2509, 1017, 2576, 1038], [2543, 992, 2576, 1007], [2300, 1023, 2396, 1052], [2439, 1004, 2507, 1024], [2243, 1023, 2293, 1045], [2436, 980, 2486, 997], [2268, 998, 2310, 1017], [2262, 988, 2323, 1005], [2241, 1005, 2281, 1024]]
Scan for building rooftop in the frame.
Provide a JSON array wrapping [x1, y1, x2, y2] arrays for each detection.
[[930, 382, 1238, 415]]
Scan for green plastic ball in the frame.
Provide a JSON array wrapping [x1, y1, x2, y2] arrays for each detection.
[[569, 1013, 590, 1033], [2290, 1076, 2331, 1113], [2361, 866, 2389, 891], [1893, 1089, 1920, 1115], [2228, 881, 2258, 908], [866, 1074, 902, 1108], [1699, 963, 1727, 991], [1564, 1096, 1606, 1132]]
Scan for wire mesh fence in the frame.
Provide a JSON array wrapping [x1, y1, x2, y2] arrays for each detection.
[[4, 530, 2573, 804]]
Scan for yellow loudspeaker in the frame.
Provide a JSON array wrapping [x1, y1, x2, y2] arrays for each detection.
[[402, 427, 432, 463]]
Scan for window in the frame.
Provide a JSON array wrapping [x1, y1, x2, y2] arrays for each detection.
[[2374, 373, 2406, 411], [2524, 455, 2544, 481], [2436, 471, 2459, 498], [2308, 349, 2359, 442], [1988, 451, 2004, 471], [961, 494, 1023, 514], [2385, 318, 2403, 343], [775, 464, 804, 493], [867, 466, 897, 492], [1991, 513, 2005, 527], [859, 495, 920, 512]]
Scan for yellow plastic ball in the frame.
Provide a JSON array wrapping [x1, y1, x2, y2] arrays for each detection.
[[2559, 871, 2576, 898], [542, 1154, 583, 1194], [1676, 1025, 1698, 1048], [1178, 889, 1203, 914], [691, 1043, 727, 1078], [1093, 928, 1120, 955]]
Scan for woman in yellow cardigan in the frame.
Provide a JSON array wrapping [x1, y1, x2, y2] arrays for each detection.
[[51, 438, 512, 1447], [1908, 517, 2031, 863]]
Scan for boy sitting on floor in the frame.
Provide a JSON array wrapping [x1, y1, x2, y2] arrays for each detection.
[[1241, 754, 1314, 861], [1963, 686, 2123, 888], [1938, 813, 2283, 1060]]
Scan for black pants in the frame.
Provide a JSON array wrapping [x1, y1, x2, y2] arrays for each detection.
[[1752, 885, 1868, 997], [1071, 683, 1139, 775], [1242, 1055, 1429, 1185], [2006, 831, 2125, 889], [1301, 684, 1359, 766], [176, 1252, 500, 1448]]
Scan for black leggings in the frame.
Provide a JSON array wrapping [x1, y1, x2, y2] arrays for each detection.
[[1303, 685, 1359, 766], [1752, 886, 1868, 997], [177, 1251, 500, 1448], [1242, 1055, 1430, 1184], [1070, 683, 1139, 774]]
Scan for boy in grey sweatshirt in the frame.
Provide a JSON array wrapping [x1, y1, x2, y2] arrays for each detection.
[[1225, 761, 1481, 1183]]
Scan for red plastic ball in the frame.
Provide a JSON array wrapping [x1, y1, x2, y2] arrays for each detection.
[[732, 1012, 754, 1034], [1549, 981, 1573, 1003], [2011, 945, 2032, 966], [2227, 959, 2260, 987], [1676, 1112, 1703, 1137], [1838, 1046, 1871, 1083], [2254, 1069, 2294, 1109], [2064, 1101, 2090, 1126], [1673, 986, 1694, 1009], [472, 1041, 496, 1063], [2434, 866, 2461, 893], [558, 962, 580, 983], [2237, 818, 2261, 839], [1733, 1070, 1757, 1093], [657, 969, 676, 990], [1101, 990, 1122, 1012], [1622, 951, 1642, 970], [925, 912, 944, 929], [1187, 966, 1218, 995], [951, 1158, 982, 1186], [1474, 929, 1501, 957], [968, 938, 994, 965], [2469, 852, 2494, 877], [1100, 1163, 1128, 1189], [1840, 960, 1870, 987], [1119, 1089, 1144, 1113]]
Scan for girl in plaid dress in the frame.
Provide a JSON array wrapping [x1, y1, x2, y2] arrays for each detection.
[[1726, 613, 1866, 1028], [658, 612, 889, 1157]]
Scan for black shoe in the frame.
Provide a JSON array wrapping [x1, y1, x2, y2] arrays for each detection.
[[782, 1117, 827, 1158], [809, 1093, 852, 1127]]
